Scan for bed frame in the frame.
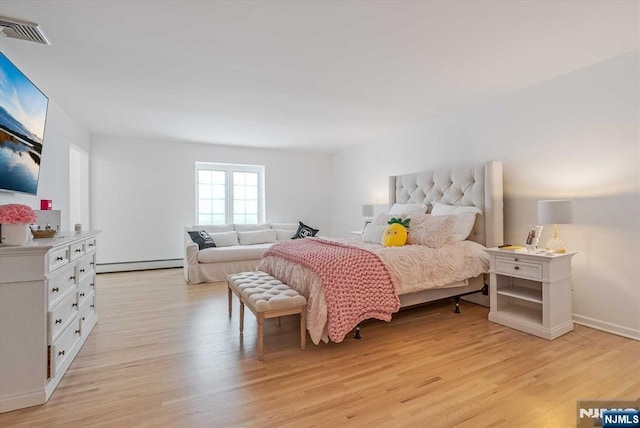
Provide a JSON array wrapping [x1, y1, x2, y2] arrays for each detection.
[[391, 161, 503, 305]]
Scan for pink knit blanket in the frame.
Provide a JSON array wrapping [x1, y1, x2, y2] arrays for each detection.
[[264, 238, 400, 343]]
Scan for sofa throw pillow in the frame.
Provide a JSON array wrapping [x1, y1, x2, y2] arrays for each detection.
[[238, 229, 277, 245], [188, 230, 216, 250], [293, 221, 319, 239], [406, 214, 455, 248], [209, 231, 239, 247]]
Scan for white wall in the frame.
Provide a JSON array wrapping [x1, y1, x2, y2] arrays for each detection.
[[90, 136, 332, 266], [331, 50, 640, 339], [0, 99, 91, 231]]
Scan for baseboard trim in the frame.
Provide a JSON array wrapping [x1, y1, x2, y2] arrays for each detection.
[[97, 259, 183, 273], [573, 314, 640, 341]]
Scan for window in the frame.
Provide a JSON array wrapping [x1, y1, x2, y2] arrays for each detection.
[[196, 162, 265, 225]]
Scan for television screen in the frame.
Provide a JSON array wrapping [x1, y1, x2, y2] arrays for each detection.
[[0, 52, 49, 195]]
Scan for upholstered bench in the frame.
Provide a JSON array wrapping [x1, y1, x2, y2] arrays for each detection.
[[227, 271, 307, 360]]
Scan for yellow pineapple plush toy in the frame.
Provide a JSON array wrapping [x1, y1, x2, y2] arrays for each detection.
[[382, 218, 410, 247]]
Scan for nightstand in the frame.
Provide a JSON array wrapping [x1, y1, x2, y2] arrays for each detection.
[[486, 248, 576, 340]]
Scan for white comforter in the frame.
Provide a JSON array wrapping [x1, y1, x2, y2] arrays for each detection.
[[257, 239, 489, 345]]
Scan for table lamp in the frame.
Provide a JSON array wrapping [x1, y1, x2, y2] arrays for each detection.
[[361, 204, 374, 219], [537, 199, 573, 253]]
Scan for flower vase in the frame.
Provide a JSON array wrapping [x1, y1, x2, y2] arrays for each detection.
[[1, 223, 30, 246]]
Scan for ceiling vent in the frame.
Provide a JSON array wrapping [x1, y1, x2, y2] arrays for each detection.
[[0, 16, 50, 45]]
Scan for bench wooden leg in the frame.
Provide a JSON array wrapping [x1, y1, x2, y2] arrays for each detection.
[[276, 316, 281, 326], [257, 314, 264, 361], [228, 285, 232, 317], [300, 306, 306, 350], [239, 301, 244, 335]]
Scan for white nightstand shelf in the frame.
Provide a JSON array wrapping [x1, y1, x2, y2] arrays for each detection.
[[486, 248, 576, 340]]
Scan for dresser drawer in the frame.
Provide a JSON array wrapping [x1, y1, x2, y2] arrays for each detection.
[[84, 237, 97, 253], [69, 241, 85, 261], [79, 294, 96, 334], [77, 274, 94, 307], [48, 247, 69, 273], [49, 291, 79, 344], [50, 318, 81, 378], [48, 264, 77, 308], [495, 256, 543, 280], [77, 252, 96, 282]]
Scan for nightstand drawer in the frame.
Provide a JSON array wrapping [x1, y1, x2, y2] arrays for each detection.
[[495, 257, 542, 280]]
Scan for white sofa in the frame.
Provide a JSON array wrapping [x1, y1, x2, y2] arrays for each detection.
[[184, 222, 299, 284]]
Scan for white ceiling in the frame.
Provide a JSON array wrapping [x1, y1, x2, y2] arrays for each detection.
[[1, 1, 637, 153]]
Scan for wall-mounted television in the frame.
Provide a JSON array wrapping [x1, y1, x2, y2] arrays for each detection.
[[0, 52, 49, 195]]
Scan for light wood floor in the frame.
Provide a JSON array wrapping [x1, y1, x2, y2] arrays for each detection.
[[1, 268, 638, 427]]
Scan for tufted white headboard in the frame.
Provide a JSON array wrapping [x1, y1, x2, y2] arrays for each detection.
[[388, 161, 504, 247]]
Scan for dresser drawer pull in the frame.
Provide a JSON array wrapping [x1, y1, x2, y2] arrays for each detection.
[[58, 350, 65, 356], [72, 303, 78, 308], [514, 266, 520, 270], [90, 262, 94, 266], [75, 249, 82, 253], [90, 304, 95, 309], [81, 316, 85, 321], [70, 276, 76, 280], [80, 268, 85, 273], [514, 258, 519, 262], [55, 319, 62, 324], [52, 287, 59, 293], [80, 292, 85, 297], [88, 243, 94, 247], [90, 283, 95, 288], [56, 256, 64, 261], [75, 329, 81, 335]]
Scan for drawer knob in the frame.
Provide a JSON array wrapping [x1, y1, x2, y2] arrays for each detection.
[[90, 304, 95, 309], [514, 266, 520, 270], [81, 316, 85, 321], [75, 249, 82, 253], [56, 256, 63, 261], [58, 350, 65, 356], [80, 268, 85, 273], [55, 319, 62, 324], [90, 262, 94, 266], [70, 276, 76, 280], [80, 292, 85, 297], [52, 287, 59, 293], [75, 329, 81, 335], [72, 303, 78, 308], [90, 283, 95, 287], [89, 243, 94, 247], [514, 258, 519, 261]]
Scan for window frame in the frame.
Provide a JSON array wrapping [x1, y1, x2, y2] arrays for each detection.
[[195, 162, 265, 225]]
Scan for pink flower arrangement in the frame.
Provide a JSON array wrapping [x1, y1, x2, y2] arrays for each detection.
[[0, 204, 37, 224]]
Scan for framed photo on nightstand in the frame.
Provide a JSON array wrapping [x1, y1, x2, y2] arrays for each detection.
[[524, 225, 543, 252]]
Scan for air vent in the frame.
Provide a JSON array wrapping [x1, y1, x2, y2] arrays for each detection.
[[0, 16, 50, 45]]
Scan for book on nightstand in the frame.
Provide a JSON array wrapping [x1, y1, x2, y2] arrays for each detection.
[[497, 245, 525, 251]]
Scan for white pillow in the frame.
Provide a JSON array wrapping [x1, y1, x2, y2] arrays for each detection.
[[234, 223, 270, 232], [210, 231, 239, 247], [194, 224, 234, 234], [431, 203, 482, 241], [406, 214, 455, 248], [237, 229, 277, 245], [275, 229, 296, 240], [389, 203, 428, 216], [362, 224, 387, 244], [270, 222, 299, 231]]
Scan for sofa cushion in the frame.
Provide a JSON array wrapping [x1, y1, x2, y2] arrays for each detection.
[[193, 224, 234, 234], [197, 243, 274, 263], [187, 230, 216, 250], [275, 229, 296, 240], [238, 229, 277, 245], [234, 223, 270, 232], [270, 222, 299, 231], [210, 231, 239, 247]]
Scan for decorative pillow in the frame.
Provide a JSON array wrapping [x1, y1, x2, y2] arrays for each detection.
[[275, 229, 297, 241], [188, 230, 216, 250], [234, 223, 270, 232], [237, 229, 277, 245], [209, 231, 239, 247], [406, 214, 455, 248], [431, 203, 483, 241], [373, 213, 406, 226], [362, 224, 387, 244], [388, 203, 428, 216], [293, 221, 319, 239]]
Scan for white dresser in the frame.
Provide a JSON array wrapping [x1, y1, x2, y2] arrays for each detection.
[[0, 231, 99, 413]]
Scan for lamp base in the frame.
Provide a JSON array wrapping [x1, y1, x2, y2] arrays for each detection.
[[545, 237, 567, 253]]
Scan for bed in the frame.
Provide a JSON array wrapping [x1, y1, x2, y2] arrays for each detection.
[[257, 161, 504, 345]]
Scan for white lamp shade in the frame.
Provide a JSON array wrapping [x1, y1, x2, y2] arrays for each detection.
[[361, 204, 374, 217], [538, 200, 573, 224]]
